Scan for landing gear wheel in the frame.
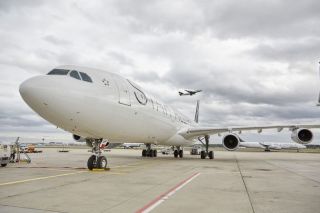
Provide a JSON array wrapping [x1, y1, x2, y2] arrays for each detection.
[[179, 150, 183, 158], [153, 149, 157, 157], [150, 150, 153, 157], [1, 164, 7, 167], [200, 151, 206, 159], [174, 150, 179, 158], [97, 156, 107, 169], [142, 149, 147, 157], [87, 155, 96, 170], [208, 151, 214, 159]]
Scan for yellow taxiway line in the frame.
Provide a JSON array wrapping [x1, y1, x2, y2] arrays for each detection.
[[0, 171, 86, 187]]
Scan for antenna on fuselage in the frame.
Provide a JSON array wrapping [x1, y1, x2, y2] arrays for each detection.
[[194, 100, 200, 123]]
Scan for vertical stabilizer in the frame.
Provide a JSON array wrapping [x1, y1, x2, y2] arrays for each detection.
[[194, 100, 200, 123]]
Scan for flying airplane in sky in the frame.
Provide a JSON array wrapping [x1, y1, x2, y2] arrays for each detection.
[[178, 89, 202, 96], [19, 65, 320, 170], [240, 141, 306, 152]]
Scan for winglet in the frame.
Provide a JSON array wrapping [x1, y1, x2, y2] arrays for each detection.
[[194, 100, 200, 123]]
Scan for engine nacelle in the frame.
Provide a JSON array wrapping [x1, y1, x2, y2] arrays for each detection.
[[222, 134, 240, 151], [291, 129, 313, 144], [72, 134, 85, 142]]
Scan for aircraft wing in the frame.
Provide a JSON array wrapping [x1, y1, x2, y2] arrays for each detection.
[[178, 124, 320, 139]]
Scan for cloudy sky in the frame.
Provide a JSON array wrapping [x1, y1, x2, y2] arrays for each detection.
[[0, 0, 319, 144]]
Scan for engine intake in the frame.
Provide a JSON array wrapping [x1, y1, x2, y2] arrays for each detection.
[[73, 134, 85, 142], [222, 134, 240, 151], [291, 129, 313, 144]]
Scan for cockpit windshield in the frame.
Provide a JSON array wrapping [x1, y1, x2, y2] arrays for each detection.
[[47, 69, 69, 75], [79, 72, 93, 83], [70, 70, 81, 80], [47, 68, 93, 83]]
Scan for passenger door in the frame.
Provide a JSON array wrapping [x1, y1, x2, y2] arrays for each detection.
[[114, 76, 131, 106]]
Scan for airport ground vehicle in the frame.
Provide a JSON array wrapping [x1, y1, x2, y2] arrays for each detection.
[[0, 144, 10, 167], [23, 144, 43, 153], [161, 148, 173, 155], [190, 145, 202, 155]]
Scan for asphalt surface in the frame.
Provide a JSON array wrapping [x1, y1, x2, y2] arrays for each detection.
[[0, 148, 319, 213]]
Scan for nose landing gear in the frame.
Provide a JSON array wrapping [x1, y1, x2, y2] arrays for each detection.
[[87, 139, 108, 170]]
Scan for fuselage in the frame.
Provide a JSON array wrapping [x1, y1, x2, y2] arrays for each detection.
[[19, 65, 196, 146]]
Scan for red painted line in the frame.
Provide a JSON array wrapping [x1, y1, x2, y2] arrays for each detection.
[[136, 172, 200, 213]]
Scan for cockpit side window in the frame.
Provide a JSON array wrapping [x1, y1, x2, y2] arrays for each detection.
[[79, 72, 93, 83], [47, 69, 69, 75], [70, 70, 81, 80]]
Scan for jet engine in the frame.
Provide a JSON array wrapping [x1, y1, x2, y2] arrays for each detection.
[[291, 129, 313, 144], [73, 134, 93, 147], [73, 134, 85, 142], [222, 134, 240, 151]]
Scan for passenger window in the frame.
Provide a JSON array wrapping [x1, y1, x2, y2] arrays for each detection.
[[79, 72, 93, 83], [47, 69, 69, 75], [70, 70, 81, 80]]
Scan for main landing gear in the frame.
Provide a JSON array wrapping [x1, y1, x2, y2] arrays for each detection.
[[87, 139, 108, 170], [199, 135, 214, 159], [173, 146, 183, 158], [142, 143, 157, 157]]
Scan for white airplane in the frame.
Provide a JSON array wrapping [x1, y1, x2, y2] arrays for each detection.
[[240, 141, 306, 152], [178, 89, 202, 96], [19, 65, 320, 170]]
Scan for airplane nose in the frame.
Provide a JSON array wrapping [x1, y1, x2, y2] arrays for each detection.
[[19, 76, 49, 109], [19, 77, 37, 103], [19, 78, 32, 98]]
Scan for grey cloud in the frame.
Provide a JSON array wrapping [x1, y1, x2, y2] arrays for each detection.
[[107, 51, 134, 66], [201, 0, 320, 39], [133, 71, 161, 82], [0, 0, 43, 13], [43, 35, 72, 46], [113, 0, 320, 39], [248, 38, 320, 63]]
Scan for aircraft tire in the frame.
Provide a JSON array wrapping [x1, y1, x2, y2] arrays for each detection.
[[174, 150, 178, 158], [200, 151, 206, 159], [153, 150, 157, 157], [179, 150, 183, 158], [142, 149, 147, 157], [1, 164, 7, 167], [97, 156, 107, 169], [149, 149, 154, 157], [87, 155, 96, 170], [208, 151, 214, 159]]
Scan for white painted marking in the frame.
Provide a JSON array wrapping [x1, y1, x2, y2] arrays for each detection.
[[136, 172, 200, 213]]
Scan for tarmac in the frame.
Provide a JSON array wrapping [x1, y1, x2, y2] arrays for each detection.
[[0, 148, 320, 213]]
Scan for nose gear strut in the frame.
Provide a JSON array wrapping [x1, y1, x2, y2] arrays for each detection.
[[87, 139, 108, 170]]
